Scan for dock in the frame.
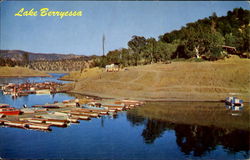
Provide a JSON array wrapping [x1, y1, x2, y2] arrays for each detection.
[[0, 98, 145, 131]]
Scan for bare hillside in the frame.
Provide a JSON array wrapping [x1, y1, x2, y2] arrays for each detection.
[[0, 66, 49, 77], [63, 56, 250, 102]]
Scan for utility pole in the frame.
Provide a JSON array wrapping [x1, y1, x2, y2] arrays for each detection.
[[102, 34, 105, 56]]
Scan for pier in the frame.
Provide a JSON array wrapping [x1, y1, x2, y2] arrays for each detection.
[[0, 98, 145, 131]]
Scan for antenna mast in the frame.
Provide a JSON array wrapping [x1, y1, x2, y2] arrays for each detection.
[[102, 34, 105, 56]]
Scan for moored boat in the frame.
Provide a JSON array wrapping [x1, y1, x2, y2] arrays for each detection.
[[74, 108, 109, 115], [21, 108, 36, 114], [69, 111, 99, 118], [41, 113, 79, 123], [0, 119, 8, 125], [70, 114, 90, 120], [0, 107, 21, 116], [82, 102, 108, 110], [0, 104, 10, 108], [19, 118, 46, 123], [4, 120, 26, 128], [36, 89, 51, 94], [25, 122, 51, 130], [44, 119, 68, 127], [32, 105, 60, 108], [225, 97, 244, 110], [0, 114, 6, 118]]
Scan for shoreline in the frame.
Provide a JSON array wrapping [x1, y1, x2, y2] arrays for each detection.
[[67, 91, 250, 103], [0, 75, 52, 78]]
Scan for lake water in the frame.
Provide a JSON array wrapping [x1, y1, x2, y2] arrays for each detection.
[[0, 74, 249, 159]]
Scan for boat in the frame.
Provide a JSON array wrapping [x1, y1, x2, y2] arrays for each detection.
[[18, 91, 29, 96], [0, 119, 8, 125], [20, 118, 47, 123], [44, 119, 68, 127], [115, 100, 145, 106], [0, 104, 10, 108], [36, 89, 51, 94], [32, 104, 60, 109], [74, 108, 109, 115], [41, 114, 79, 123], [0, 108, 21, 115], [70, 114, 90, 120], [69, 111, 99, 118], [21, 108, 36, 114], [25, 122, 51, 131], [225, 97, 244, 110], [102, 104, 125, 111], [82, 102, 108, 110], [32, 105, 44, 108], [4, 121, 26, 128]]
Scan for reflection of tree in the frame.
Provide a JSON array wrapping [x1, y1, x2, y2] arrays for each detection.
[[142, 119, 174, 144], [175, 125, 249, 157], [126, 110, 146, 126], [220, 130, 250, 154], [126, 111, 250, 157], [175, 125, 217, 156]]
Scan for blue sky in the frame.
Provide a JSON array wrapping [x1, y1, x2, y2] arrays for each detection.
[[0, 1, 249, 56]]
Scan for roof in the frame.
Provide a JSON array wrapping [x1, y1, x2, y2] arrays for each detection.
[[222, 45, 236, 51]]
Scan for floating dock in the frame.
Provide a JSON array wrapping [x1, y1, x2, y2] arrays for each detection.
[[0, 98, 145, 131]]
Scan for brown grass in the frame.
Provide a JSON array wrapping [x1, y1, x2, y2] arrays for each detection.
[[62, 55, 250, 101], [0, 66, 49, 77]]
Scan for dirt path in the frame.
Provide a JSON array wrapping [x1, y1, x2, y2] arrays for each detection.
[[63, 56, 250, 102]]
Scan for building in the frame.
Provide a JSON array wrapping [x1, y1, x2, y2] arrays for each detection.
[[105, 64, 119, 72]]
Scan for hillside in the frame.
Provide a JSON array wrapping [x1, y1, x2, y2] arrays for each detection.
[[62, 56, 250, 102], [0, 50, 88, 61], [0, 66, 49, 77], [0, 50, 93, 71], [92, 8, 249, 70]]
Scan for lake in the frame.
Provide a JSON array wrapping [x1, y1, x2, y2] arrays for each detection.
[[0, 74, 249, 159]]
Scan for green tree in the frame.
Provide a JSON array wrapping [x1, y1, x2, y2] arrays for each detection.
[[22, 52, 29, 67], [128, 35, 146, 65], [154, 41, 178, 62], [225, 33, 237, 47], [143, 38, 156, 64]]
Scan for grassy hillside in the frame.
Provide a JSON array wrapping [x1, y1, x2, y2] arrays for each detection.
[[0, 66, 49, 77], [63, 56, 250, 102]]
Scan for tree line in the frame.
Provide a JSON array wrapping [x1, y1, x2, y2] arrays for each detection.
[[29, 58, 93, 72], [1, 8, 249, 70], [0, 55, 93, 72], [94, 8, 250, 68]]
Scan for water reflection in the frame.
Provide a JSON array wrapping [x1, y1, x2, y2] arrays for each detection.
[[127, 111, 250, 157], [0, 73, 69, 84]]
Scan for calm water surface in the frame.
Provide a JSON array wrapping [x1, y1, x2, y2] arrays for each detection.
[[0, 74, 249, 159]]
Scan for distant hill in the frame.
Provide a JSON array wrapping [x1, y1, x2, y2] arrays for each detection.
[[0, 50, 97, 71], [0, 50, 89, 61]]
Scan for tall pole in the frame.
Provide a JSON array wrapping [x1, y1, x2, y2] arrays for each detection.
[[102, 34, 105, 56]]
